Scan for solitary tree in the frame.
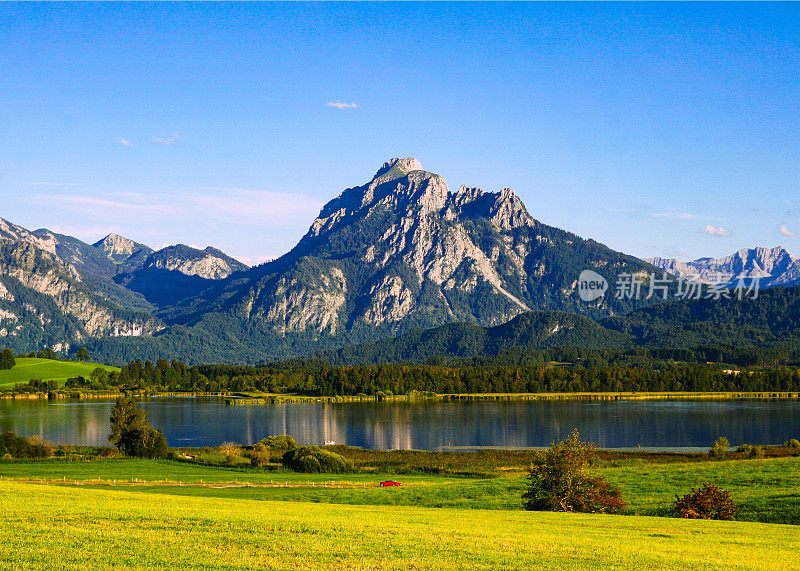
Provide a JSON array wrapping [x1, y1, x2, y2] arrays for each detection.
[[0, 348, 16, 370], [109, 397, 167, 458], [75, 347, 89, 362]]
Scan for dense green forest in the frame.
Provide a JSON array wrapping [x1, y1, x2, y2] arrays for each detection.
[[7, 346, 800, 397]]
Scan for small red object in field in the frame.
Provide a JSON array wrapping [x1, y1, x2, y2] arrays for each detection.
[[379, 481, 402, 487]]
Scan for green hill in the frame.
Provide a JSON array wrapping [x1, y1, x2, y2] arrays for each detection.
[[0, 358, 120, 388]]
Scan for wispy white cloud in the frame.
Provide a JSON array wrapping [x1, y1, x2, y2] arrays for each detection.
[[34, 187, 321, 228], [186, 188, 322, 226], [779, 225, 800, 239], [326, 102, 357, 109], [651, 209, 698, 220], [119, 138, 135, 147], [151, 133, 179, 146], [700, 224, 731, 237], [13, 181, 83, 187], [40, 194, 174, 213], [25, 186, 321, 261]]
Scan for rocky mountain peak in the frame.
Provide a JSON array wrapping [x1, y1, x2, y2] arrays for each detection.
[[0, 217, 58, 254], [488, 187, 534, 230], [449, 185, 533, 230], [143, 244, 247, 280], [372, 157, 424, 181], [93, 233, 137, 258], [453, 185, 485, 207]]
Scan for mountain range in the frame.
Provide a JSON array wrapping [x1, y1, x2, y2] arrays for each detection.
[[647, 247, 800, 287], [2, 157, 798, 364]]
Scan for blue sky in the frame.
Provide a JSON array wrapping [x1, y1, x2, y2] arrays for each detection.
[[2, 2, 799, 264]]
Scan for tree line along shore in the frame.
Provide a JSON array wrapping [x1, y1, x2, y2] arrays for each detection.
[[3, 348, 800, 400]]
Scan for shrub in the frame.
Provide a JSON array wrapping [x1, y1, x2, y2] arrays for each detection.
[[282, 445, 353, 473], [219, 442, 242, 465], [121, 426, 168, 459], [522, 429, 626, 514], [247, 443, 271, 467], [737, 444, 764, 459], [0, 431, 53, 458], [674, 483, 736, 520], [260, 435, 298, 451], [784, 439, 800, 449], [709, 437, 730, 459]]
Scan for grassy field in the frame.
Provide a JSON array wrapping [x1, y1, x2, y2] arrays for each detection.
[[2, 480, 799, 570], [2, 455, 799, 523], [0, 358, 120, 388]]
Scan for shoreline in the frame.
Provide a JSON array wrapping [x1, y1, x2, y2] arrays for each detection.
[[2, 390, 799, 403]]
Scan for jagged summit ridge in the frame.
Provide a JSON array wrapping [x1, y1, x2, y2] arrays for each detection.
[[647, 246, 800, 286], [309, 159, 533, 239], [143, 244, 248, 280]]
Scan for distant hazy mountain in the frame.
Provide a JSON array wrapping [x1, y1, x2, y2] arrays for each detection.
[[646, 247, 800, 287], [0, 217, 246, 355], [115, 244, 249, 307], [93, 233, 153, 272]]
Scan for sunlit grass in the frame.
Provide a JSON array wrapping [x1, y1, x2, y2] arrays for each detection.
[[1, 481, 799, 570], [0, 358, 119, 388]]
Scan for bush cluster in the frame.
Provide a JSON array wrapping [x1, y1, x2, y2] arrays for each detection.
[[0, 431, 53, 458], [674, 483, 736, 520], [282, 446, 353, 473], [259, 435, 298, 451], [784, 439, 800, 449], [737, 444, 764, 459]]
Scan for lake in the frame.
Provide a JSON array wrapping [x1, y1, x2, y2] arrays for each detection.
[[1, 397, 798, 450]]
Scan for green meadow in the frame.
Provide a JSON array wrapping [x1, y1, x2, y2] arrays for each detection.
[[2, 455, 798, 522], [1, 478, 799, 570], [2, 451, 799, 568], [0, 358, 120, 388]]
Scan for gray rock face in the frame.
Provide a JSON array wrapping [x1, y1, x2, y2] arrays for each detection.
[[647, 247, 800, 286], [0, 239, 161, 346], [92, 233, 153, 270], [194, 158, 658, 338], [0, 217, 58, 254], [141, 245, 248, 280], [94, 233, 138, 259]]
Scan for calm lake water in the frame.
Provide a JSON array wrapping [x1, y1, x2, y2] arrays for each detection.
[[1, 397, 798, 450]]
